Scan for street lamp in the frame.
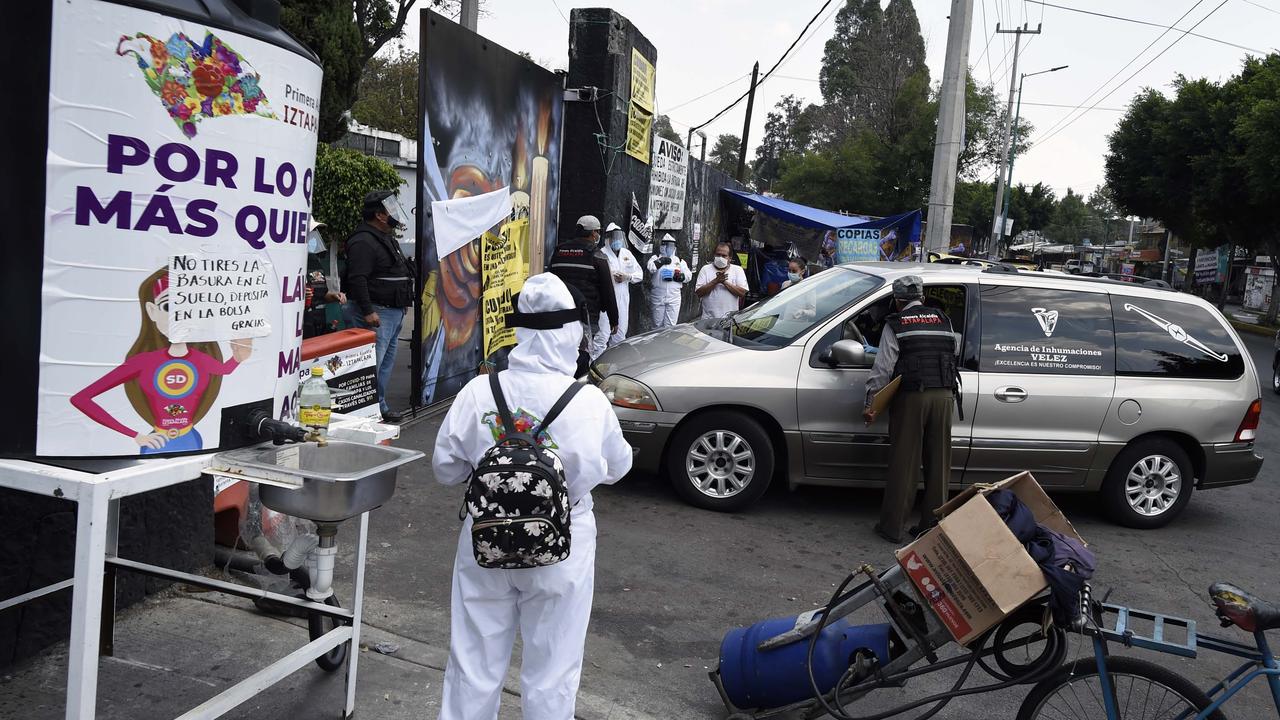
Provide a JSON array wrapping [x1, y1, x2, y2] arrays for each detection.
[[998, 65, 1067, 258]]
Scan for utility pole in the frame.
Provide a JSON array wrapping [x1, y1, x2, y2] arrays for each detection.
[[998, 64, 1066, 253], [736, 61, 760, 183], [460, 0, 479, 30], [923, 0, 975, 257], [989, 23, 1041, 257]]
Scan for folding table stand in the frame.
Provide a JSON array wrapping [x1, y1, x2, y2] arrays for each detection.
[[0, 415, 398, 720]]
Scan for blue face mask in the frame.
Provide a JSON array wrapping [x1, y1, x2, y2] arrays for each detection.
[[661, 244, 675, 257], [788, 272, 802, 283], [610, 239, 624, 251], [306, 229, 327, 254]]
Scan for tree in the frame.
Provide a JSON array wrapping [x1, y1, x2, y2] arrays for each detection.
[[653, 115, 683, 147], [351, 49, 419, 139], [312, 144, 405, 243], [818, 0, 927, 145], [282, 0, 470, 142], [708, 133, 742, 176], [1045, 188, 1097, 243], [752, 95, 807, 189]]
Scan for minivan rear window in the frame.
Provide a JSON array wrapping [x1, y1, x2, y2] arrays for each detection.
[[979, 286, 1114, 375], [1110, 297, 1243, 379]]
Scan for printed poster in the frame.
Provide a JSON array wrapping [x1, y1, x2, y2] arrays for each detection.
[[299, 342, 379, 419], [481, 218, 530, 359], [626, 48, 655, 163], [648, 137, 687, 230], [38, 0, 322, 456], [836, 228, 881, 263]]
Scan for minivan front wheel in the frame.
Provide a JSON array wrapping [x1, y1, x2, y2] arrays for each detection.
[[1101, 439, 1193, 529], [1271, 359, 1279, 394], [667, 411, 774, 512]]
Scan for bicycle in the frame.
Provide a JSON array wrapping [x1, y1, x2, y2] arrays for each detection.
[[1017, 582, 1280, 719]]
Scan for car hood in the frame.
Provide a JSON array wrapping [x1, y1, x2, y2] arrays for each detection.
[[592, 323, 736, 379]]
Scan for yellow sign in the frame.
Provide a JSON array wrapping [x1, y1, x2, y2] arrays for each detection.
[[481, 218, 530, 359], [626, 48, 655, 163]]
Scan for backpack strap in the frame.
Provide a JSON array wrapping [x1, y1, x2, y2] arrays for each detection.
[[488, 371, 519, 440], [532, 381, 584, 441]]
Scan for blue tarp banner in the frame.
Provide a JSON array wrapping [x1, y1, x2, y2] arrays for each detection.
[[720, 189, 922, 265], [835, 210, 923, 263], [722, 188, 869, 229]]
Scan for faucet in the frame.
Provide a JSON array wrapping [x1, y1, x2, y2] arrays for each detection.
[[247, 409, 309, 445]]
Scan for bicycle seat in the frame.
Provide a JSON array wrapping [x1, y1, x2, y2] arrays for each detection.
[[1210, 582, 1280, 632]]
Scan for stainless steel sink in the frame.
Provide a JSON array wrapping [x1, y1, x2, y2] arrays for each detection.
[[212, 441, 424, 522]]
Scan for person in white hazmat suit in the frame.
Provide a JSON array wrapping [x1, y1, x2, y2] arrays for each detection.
[[646, 233, 691, 328], [432, 272, 633, 720], [596, 222, 643, 351]]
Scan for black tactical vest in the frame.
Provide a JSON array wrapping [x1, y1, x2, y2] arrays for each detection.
[[886, 304, 958, 391], [548, 241, 603, 313]]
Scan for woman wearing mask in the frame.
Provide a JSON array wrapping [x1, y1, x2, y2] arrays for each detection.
[[781, 257, 808, 290], [597, 222, 642, 350]]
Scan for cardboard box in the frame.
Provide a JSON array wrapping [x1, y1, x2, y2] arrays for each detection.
[[895, 472, 1086, 645]]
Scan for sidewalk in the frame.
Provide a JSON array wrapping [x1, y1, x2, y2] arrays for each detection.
[[0, 415, 664, 720]]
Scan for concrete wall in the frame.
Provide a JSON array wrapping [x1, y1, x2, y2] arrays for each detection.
[[558, 8, 657, 241]]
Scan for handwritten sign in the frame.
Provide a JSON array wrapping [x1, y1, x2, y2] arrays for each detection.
[[167, 253, 273, 342]]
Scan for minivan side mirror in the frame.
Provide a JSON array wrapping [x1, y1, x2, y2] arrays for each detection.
[[820, 339, 871, 368]]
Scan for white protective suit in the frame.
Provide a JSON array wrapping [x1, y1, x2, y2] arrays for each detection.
[[646, 244, 690, 329], [595, 231, 643, 352], [432, 273, 633, 720]]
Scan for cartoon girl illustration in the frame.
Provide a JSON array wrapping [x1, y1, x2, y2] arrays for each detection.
[[70, 268, 253, 454]]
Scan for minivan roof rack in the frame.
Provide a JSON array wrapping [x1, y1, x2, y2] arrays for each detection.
[[979, 265, 1174, 291]]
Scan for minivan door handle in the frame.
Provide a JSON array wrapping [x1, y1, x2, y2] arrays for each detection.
[[994, 386, 1028, 403]]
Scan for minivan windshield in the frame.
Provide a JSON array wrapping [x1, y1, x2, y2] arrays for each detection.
[[714, 268, 882, 349]]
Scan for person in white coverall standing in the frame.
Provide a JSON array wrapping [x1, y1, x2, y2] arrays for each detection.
[[432, 272, 633, 720], [598, 222, 643, 350], [646, 233, 690, 328]]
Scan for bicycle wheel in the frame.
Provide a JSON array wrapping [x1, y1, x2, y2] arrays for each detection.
[[1017, 656, 1225, 720]]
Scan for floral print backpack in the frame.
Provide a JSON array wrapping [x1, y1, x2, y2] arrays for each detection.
[[461, 371, 583, 569]]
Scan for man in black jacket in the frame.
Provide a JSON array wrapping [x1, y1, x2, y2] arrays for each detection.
[[342, 189, 414, 421], [548, 215, 619, 360]]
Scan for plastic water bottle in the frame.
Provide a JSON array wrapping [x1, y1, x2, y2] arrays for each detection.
[[298, 366, 332, 436]]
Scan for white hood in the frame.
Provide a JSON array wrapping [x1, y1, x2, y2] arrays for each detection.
[[507, 273, 583, 376]]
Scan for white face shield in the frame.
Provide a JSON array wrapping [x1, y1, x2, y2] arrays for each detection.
[[381, 194, 411, 232], [306, 228, 327, 254]]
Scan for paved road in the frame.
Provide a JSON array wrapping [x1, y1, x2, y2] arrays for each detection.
[[328, 329, 1278, 718]]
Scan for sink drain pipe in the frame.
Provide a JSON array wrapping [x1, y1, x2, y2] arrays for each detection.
[[306, 523, 340, 602]]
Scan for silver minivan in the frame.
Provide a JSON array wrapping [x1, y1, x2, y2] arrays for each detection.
[[591, 263, 1263, 528]]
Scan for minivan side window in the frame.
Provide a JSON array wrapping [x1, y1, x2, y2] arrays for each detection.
[[978, 286, 1114, 375], [1110, 296, 1243, 379]]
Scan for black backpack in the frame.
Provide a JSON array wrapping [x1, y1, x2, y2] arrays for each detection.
[[460, 371, 582, 569]]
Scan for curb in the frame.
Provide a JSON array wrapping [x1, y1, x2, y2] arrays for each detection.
[[1229, 319, 1276, 338]]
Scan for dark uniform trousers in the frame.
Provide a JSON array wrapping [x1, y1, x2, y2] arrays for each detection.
[[880, 388, 954, 538]]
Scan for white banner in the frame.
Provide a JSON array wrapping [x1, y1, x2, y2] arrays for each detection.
[[647, 137, 687, 230], [39, 0, 322, 456]]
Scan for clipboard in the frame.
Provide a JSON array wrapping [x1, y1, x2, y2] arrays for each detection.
[[869, 376, 902, 416]]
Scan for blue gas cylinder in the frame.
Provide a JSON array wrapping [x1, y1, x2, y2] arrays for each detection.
[[717, 617, 891, 710]]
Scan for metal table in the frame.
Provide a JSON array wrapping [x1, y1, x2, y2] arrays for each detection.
[[0, 415, 398, 719]]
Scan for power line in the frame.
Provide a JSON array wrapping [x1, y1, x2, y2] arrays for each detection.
[[1020, 100, 1125, 111], [1025, 0, 1206, 149], [665, 72, 752, 113], [1029, 0, 1229, 151], [1025, 0, 1267, 54], [689, 0, 836, 133], [977, 0, 995, 85], [1241, 0, 1280, 15], [549, 0, 568, 24]]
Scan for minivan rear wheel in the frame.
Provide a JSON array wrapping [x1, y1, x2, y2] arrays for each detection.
[[666, 411, 774, 512], [1101, 438, 1193, 529]]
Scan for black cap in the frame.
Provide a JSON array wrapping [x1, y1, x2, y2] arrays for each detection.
[[363, 189, 394, 212]]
